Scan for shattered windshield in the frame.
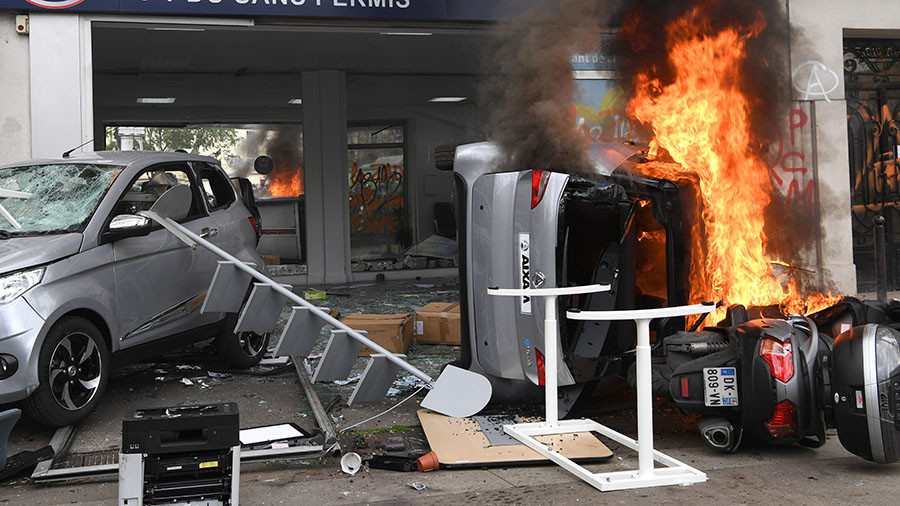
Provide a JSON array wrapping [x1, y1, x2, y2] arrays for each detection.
[[0, 163, 121, 235]]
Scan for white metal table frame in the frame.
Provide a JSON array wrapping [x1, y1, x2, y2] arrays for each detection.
[[488, 284, 715, 492], [486, 284, 609, 426]]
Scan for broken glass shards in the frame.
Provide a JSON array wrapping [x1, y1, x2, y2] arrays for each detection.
[[0, 164, 121, 235]]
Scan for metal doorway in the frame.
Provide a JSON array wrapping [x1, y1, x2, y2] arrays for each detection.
[[845, 38, 900, 292]]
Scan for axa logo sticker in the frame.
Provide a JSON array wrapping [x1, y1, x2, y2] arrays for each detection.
[[519, 232, 531, 314], [25, 0, 86, 9]]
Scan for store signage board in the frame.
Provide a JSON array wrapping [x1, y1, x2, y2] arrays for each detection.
[[0, 0, 534, 21], [570, 33, 619, 71]]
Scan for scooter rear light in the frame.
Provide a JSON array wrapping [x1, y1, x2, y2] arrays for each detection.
[[535, 347, 546, 386], [759, 337, 794, 382], [248, 216, 258, 232], [765, 400, 798, 439], [531, 170, 549, 209]]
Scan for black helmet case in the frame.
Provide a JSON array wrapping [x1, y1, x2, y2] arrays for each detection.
[[830, 324, 900, 463]]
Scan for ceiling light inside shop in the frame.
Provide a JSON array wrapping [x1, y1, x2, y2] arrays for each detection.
[[428, 97, 467, 103], [136, 97, 176, 104], [379, 31, 433, 36], [288, 98, 303, 105], [146, 27, 206, 32]]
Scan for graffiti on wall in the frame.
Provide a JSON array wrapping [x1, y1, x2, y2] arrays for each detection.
[[768, 104, 816, 210], [847, 100, 900, 210], [348, 161, 405, 235], [792, 61, 840, 102]]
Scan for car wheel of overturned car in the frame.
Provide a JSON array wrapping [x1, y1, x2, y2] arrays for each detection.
[[215, 312, 269, 369], [22, 316, 109, 427]]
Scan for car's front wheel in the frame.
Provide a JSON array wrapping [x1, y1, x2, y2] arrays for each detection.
[[22, 316, 109, 427], [215, 313, 269, 369]]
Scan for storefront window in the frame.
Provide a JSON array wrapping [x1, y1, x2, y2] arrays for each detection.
[[227, 127, 305, 269], [347, 124, 409, 268]]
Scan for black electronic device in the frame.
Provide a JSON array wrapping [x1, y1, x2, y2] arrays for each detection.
[[122, 403, 239, 455], [118, 403, 240, 506]]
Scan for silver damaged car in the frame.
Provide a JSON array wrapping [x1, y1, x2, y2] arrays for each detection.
[[0, 152, 266, 426]]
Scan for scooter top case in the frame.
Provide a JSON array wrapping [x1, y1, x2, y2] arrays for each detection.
[[829, 324, 900, 464], [669, 316, 826, 450]]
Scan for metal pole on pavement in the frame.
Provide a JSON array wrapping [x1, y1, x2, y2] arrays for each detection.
[[875, 215, 887, 303]]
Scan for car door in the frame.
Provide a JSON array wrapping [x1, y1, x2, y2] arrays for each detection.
[[194, 162, 263, 268], [107, 162, 221, 349]]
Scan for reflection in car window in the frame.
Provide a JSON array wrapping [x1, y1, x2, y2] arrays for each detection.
[[0, 164, 121, 235]]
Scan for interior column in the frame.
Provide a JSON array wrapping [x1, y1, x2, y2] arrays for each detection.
[[303, 70, 351, 285]]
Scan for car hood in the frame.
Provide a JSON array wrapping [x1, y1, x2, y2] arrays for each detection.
[[0, 234, 83, 274]]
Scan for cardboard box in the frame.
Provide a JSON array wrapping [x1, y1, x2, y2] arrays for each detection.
[[341, 313, 414, 356], [261, 255, 281, 265], [415, 302, 461, 345]]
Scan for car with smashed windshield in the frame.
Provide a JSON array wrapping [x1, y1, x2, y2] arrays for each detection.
[[0, 152, 265, 426]]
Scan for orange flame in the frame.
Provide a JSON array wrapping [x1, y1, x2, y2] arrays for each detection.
[[268, 167, 304, 198], [626, 7, 838, 321]]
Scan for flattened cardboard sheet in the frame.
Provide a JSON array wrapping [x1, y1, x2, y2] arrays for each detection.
[[417, 409, 613, 466]]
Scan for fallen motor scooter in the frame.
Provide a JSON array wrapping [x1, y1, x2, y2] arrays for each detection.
[[658, 298, 900, 463]]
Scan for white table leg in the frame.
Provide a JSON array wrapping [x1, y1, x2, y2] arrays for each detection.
[[635, 317, 653, 476], [543, 295, 558, 426]]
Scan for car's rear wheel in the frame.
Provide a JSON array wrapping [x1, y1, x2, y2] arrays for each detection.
[[22, 316, 109, 427], [215, 313, 269, 369]]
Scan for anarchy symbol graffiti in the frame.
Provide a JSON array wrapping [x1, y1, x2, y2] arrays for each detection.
[[792, 61, 839, 102]]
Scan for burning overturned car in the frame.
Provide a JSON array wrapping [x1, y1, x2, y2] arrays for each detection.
[[445, 140, 689, 415], [445, 139, 900, 465]]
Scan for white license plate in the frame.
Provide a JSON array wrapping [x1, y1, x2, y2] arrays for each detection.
[[703, 367, 738, 407]]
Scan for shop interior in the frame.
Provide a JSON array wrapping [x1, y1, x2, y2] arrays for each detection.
[[92, 21, 495, 281]]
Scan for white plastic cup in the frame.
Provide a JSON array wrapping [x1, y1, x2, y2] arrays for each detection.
[[340, 452, 362, 475]]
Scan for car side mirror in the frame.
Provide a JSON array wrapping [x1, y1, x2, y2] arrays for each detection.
[[102, 214, 152, 243], [149, 184, 192, 221]]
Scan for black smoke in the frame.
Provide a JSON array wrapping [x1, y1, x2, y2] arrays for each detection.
[[483, 0, 623, 173]]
